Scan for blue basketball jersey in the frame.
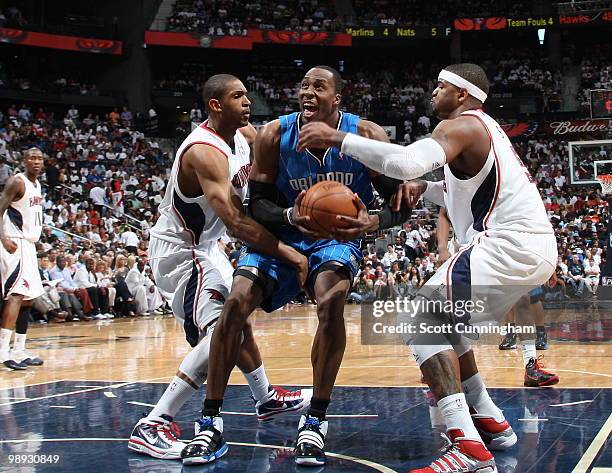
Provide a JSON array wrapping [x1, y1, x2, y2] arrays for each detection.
[[276, 112, 375, 207]]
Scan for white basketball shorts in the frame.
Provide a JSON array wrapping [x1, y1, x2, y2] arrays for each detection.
[[0, 237, 44, 301], [149, 237, 233, 346], [425, 231, 557, 325]]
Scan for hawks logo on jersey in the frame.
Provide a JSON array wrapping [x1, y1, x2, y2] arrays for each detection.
[[231, 163, 251, 190]]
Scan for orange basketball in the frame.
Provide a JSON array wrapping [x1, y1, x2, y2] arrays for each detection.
[[298, 181, 359, 236]]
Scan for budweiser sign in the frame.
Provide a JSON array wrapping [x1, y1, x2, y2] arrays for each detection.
[[547, 120, 609, 135]]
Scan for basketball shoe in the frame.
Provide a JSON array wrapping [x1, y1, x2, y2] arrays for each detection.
[[10, 349, 43, 366], [524, 356, 559, 387], [409, 430, 497, 473], [294, 414, 328, 466], [0, 350, 27, 370], [181, 416, 228, 465], [255, 385, 313, 421], [128, 414, 185, 459], [535, 329, 548, 350], [471, 414, 517, 451], [498, 332, 517, 350]]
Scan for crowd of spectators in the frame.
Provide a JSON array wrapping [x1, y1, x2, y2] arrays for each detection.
[[165, 0, 340, 35], [0, 60, 102, 97], [0, 103, 172, 322], [578, 44, 611, 114], [163, 0, 542, 33]]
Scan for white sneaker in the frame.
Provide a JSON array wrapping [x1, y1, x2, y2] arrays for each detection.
[[105, 313, 115, 319], [128, 415, 186, 460], [93, 313, 106, 320], [10, 349, 43, 366], [1, 349, 27, 370]]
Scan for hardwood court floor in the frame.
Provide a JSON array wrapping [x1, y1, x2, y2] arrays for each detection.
[[0, 303, 610, 389], [0, 304, 610, 473]]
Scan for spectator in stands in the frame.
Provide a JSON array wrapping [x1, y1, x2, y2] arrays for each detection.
[[125, 257, 163, 316], [120, 227, 140, 254], [567, 254, 586, 298], [347, 272, 375, 304], [583, 253, 600, 297], [74, 258, 112, 319], [49, 255, 94, 321]]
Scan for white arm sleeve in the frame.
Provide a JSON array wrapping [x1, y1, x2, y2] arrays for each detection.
[[422, 180, 445, 207], [340, 134, 447, 181]]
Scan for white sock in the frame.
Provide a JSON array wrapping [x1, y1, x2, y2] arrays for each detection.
[[0, 328, 12, 353], [149, 376, 197, 420], [13, 333, 26, 352], [243, 364, 271, 402], [462, 373, 504, 422], [521, 340, 537, 366], [437, 393, 482, 443]]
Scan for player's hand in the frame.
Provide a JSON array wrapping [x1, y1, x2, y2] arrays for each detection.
[[390, 180, 427, 211], [297, 122, 344, 151], [292, 191, 330, 240], [437, 247, 451, 265], [331, 194, 376, 241], [286, 249, 309, 288], [1, 237, 17, 254]]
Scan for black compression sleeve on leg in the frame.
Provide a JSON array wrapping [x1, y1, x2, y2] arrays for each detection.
[[16, 307, 30, 334], [249, 179, 288, 225]]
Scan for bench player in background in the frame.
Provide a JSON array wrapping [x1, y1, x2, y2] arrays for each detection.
[[128, 74, 311, 460], [0, 147, 45, 370], [298, 63, 557, 473]]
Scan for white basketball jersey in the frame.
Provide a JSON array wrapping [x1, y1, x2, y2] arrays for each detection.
[[4, 173, 42, 243], [151, 121, 251, 249], [443, 110, 553, 245]]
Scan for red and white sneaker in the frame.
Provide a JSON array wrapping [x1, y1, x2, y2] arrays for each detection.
[[471, 415, 517, 451], [524, 356, 559, 387], [255, 385, 312, 421], [409, 429, 497, 473], [128, 414, 185, 459]]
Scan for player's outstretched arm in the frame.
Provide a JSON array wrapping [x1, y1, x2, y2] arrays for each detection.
[[0, 176, 24, 253], [297, 118, 481, 181], [184, 143, 308, 286]]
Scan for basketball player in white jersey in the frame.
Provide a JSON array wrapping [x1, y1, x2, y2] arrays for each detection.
[[0, 147, 45, 370], [298, 63, 557, 473], [129, 74, 311, 461]]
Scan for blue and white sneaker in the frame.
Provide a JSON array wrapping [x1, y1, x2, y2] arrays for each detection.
[[128, 414, 185, 459], [294, 415, 328, 466], [0, 349, 27, 370], [181, 416, 228, 465], [255, 385, 313, 421]]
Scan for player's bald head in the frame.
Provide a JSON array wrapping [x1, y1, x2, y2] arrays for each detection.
[[202, 74, 243, 112]]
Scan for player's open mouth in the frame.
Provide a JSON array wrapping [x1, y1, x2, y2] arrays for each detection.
[[302, 103, 317, 117]]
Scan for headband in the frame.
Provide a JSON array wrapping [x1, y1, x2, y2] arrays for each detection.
[[438, 69, 488, 103]]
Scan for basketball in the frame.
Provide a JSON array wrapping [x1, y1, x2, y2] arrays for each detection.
[[298, 181, 359, 236]]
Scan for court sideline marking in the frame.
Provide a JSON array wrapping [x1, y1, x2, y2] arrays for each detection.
[[571, 413, 612, 473], [0, 376, 171, 407]]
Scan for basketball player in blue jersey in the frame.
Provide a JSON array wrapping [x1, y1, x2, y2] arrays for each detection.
[[181, 66, 413, 466]]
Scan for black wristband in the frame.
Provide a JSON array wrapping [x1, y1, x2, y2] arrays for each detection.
[[377, 205, 411, 230], [372, 174, 403, 201]]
